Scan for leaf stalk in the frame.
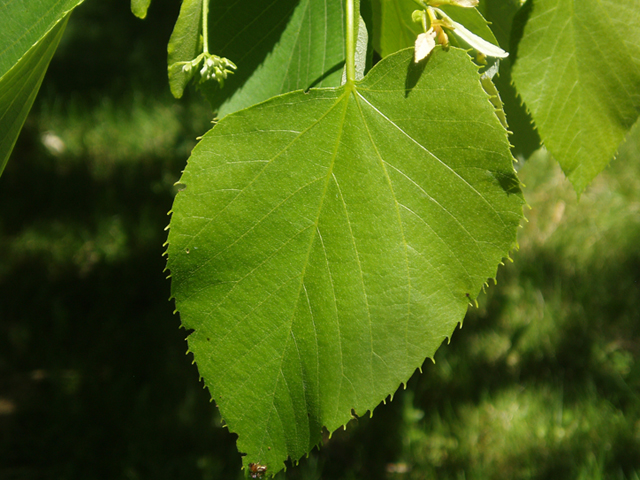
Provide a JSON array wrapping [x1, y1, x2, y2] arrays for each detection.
[[345, 0, 356, 84], [202, 0, 210, 54]]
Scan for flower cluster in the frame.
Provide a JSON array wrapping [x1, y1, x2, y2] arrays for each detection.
[[412, 0, 508, 62], [179, 52, 237, 87]]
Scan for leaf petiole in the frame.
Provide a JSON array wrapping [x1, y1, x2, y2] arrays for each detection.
[[202, 0, 209, 54], [345, 0, 356, 84]]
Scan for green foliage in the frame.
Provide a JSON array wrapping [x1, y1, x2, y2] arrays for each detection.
[[512, 0, 640, 194], [3, 75, 640, 478], [167, 47, 524, 472], [2, 0, 640, 477]]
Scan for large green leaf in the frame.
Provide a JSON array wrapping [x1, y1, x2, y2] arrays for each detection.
[[512, 0, 640, 194], [0, 0, 82, 177], [167, 47, 524, 475], [168, 0, 346, 118]]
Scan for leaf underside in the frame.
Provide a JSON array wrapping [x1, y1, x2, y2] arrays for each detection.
[[167, 48, 524, 476], [512, 0, 640, 194]]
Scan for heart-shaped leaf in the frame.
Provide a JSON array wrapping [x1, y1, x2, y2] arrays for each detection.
[[512, 0, 640, 194], [167, 47, 524, 476]]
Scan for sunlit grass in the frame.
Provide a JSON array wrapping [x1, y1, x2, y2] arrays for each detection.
[[35, 90, 211, 180]]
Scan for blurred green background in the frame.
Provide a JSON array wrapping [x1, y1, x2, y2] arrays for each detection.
[[1, 2, 640, 479]]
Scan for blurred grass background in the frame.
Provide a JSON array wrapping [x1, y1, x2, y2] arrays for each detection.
[[1, 1, 640, 479]]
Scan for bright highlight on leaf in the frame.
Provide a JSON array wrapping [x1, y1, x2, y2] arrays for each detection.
[[167, 47, 524, 477]]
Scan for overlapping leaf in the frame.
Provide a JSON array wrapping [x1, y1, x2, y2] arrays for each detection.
[[0, 0, 83, 176], [167, 47, 524, 475], [512, 0, 640, 194], [479, 0, 541, 158]]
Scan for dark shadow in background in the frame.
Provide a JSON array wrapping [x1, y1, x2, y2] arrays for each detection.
[[0, 2, 242, 479]]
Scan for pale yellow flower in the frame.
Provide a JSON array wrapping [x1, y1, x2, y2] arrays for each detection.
[[414, 29, 438, 62], [428, 0, 478, 7]]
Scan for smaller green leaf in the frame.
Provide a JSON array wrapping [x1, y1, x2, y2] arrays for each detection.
[[167, 0, 203, 99], [131, 0, 152, 19], [167, 0, 346, 117], [512, 0, 640, 194], [0, 15, 69, 176]]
